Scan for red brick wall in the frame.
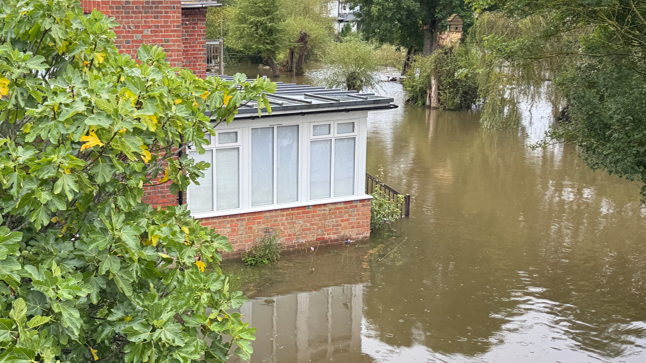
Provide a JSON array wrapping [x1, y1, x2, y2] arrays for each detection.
[[199, 200, 372, 258], [80, 0, 207, 75], [182, 8, 208, 78]]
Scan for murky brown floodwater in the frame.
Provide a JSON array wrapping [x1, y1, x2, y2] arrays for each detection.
[[223, 64, 646, 363]]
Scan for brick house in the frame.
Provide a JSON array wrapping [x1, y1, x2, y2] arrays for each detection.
[[80, 0, 396, 257]]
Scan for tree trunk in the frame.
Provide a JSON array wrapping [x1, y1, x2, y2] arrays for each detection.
[[423, 25, 433, 56], [427, 75, 439, 108], [401, 48, 414, 76], [267, 57, 280, 78], [294, 31, 309, 76], [286, 49, 295, 72]]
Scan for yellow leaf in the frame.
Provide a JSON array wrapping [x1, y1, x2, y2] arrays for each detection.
[[138, 115, 158, 132], [151, 234, 160, 247], [223, 93, 232, 106], [124, 316, 133, 323], [83, 61, 89, 67], [118, 128, 127, 134], [140, 145, 152, 163], [124, 89, 137, 106], [195, 261, 206, 273], [94, 52, 105, 64], [159, 167, 170, 183], [142, 238, 152, 246], [0, 77, 10, 96], [174, 99, 183, 104], [21, 123, 32, 133], [64, 168, 71, 174], [200, 91, 210, 101], [61, 224, 68, 234], [51, 216, 59, 223], [181, 226, 189, 235], [158, 252, 171, 259], [90, 347, 99, 361], [80, 131, 104, 152], [119, 75, 125, 82]]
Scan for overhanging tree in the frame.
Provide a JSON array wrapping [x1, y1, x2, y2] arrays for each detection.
[[0, 0, 276, 361]]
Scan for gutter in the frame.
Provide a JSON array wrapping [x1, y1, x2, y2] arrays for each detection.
[[181, 1, 221, 9], [215, 103, 399, 121]]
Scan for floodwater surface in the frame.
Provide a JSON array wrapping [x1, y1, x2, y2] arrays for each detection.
[[223, 65, 646, 362]]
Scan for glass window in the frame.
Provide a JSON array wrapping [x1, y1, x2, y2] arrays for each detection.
[[334, 138, 355, 196], [313, 124, 331, 136], [277, 125, 299, 203], [310, 140, 331, 199], [188, 150, 213, 213], [216, 148, 239, 210], [252, 127, 274, 206], [218, 131, 238, 144], [337, 122, 355, 134]]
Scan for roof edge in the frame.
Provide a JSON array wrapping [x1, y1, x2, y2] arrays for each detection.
[[181, 1, 221, 9]]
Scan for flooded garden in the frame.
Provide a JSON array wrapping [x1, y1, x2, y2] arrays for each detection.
[[222, 65, 646, 363]]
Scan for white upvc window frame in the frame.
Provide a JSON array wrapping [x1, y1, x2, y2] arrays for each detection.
[[188, 113, 370, 219]]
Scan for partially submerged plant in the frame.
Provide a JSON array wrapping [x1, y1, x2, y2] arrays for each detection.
[[242, 231, 282, 266]]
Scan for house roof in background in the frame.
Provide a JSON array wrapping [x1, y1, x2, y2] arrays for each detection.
[[181, 1, 221, 9], [209, 76, 397, 120]]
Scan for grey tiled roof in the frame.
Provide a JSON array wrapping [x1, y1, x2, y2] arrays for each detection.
[[209, 76, 396, 120]]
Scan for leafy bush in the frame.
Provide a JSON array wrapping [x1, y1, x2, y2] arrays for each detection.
[[0, 1, 275, 362], [242, 232, 282, 266], [313, 37, 379, 91], [370, 190, 404, 231], [375, 44, 408, 71], [403, 45, 478, 110]]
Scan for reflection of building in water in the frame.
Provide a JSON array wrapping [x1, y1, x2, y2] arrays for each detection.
[[238, 285, 364, 363]]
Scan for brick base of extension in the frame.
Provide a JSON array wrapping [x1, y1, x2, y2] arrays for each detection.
[[198, 199, 372, 259]]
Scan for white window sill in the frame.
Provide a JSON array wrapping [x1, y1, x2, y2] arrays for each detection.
[[190, 194, 373, 219]]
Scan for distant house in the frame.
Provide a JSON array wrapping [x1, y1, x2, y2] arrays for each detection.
[[80, 0, 395, 256], [329, 1, 360, 33]]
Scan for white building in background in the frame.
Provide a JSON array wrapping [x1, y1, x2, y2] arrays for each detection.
[[328, 1, 360, 33]]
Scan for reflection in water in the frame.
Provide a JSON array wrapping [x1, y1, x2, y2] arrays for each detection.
[[223, 66, 646, 362]]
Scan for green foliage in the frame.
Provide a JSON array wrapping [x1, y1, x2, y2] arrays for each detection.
[[370, 190, 404, 231], [241, 232, 281, 266], [279, 0, 335, 62], [340, 23, 353, 37], [352, 0, 473, 51], [375, 44, 408, 70], [0, 1, 277, 362], [228, 0, 286, 61], [206, 3, 237, 40], [403, 45, 478, 109], [313, 37, 379, 91]]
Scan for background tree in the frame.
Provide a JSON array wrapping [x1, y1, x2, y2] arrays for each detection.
[[228, 0, 286, 77], [0, 0, 275, 361], [352, 0, 473, 73]]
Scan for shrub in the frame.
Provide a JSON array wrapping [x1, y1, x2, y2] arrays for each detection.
[[313, 37, 379, 91], [375, 44, 408, 71], [242, 232, 282, 266], [0, 1, 275, 362], [370, 190, 404, 231], [403, 45, 478, 110]]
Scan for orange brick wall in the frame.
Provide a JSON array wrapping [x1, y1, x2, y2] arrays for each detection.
[[181, 8, 208, 79], [199, 200, 372, 258], [80, 0, 207, 76]]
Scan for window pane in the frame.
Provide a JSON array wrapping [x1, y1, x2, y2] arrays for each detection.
[[216, 148, 239, 210], [334, 138, 355, 197], [337, 122, 355, 134], [313, 124, 331, 136], [252, 128, 274, 206], [310, 140, 331, 199], [277, 126, 299, 203], [188, 150, 213, 213], [218, 131, 238, 144]]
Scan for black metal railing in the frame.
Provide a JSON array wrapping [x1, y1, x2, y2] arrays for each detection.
[[366, 173, 411, 217]]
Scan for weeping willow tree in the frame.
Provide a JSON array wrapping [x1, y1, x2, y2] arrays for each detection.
[[468, 0, 646, 199]]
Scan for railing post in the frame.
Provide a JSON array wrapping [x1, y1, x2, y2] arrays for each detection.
[[405, 194, 411, 217]]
